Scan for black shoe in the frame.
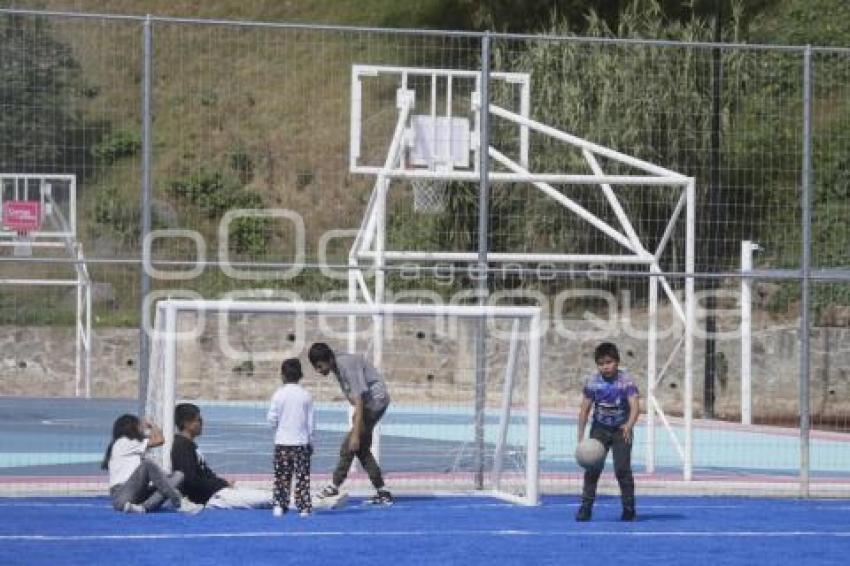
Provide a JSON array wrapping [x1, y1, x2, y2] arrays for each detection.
[[575, 502, 592, 522], [317, 484, 340, 499], [621, 507, 636, 521], [368, 489, 393, 505]]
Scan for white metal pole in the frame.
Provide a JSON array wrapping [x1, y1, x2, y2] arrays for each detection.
[[374, 177, 387, 367], [519, 77, 530, 169], [741, 241, 754, 425], [371, 177, 388, 464], [684, 178, 696, 481], [646, 274, 658, 473], [85, 277, 92, 398], [492, 320, 520, 491], [489, 148, 643, 255], [162, 304, 177, 472], [526, 313, 542, 506], [348, 258, 358, 353], [75, 279, 82, 398], [488, 104, 688, 179]]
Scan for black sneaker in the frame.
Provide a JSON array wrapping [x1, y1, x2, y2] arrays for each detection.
[[621, 507, 636, 521], [368, 489, 393, 505], [317, 484, 339, 499], [575, 502, 592, 522]]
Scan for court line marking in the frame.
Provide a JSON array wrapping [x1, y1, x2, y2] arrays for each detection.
[[3, 530, 850, 542], [0, 501, 752, 510]]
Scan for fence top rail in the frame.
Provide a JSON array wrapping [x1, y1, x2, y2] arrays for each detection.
[[0, 8, 482, 37], [158, 299, 542, 320], [2, 8, 849, 54], [490, 32, 850, 54]]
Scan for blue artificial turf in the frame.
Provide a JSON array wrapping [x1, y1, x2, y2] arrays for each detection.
[[1, 495, 848, 566]]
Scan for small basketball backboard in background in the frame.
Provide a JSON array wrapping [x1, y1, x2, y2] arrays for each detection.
[[2, 200, 41, 256], [349, 65, 530, 181], [0, 174, 76, 253]]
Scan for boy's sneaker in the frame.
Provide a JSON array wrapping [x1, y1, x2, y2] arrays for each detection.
[[316, 484, 339, 500], [299, 509, 312, 517], [272, 505, 285, 517], [621, 507, 636, 521], [367, 489, 393, 506], [178, 497, 204, 515], [123, 502, 146, 514], [575, 502, 592, 522]]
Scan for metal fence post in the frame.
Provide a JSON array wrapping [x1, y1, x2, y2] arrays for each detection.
[[474, 32, 491, 490], [799, 45, 813, 498], [138, 15, 153, 415]]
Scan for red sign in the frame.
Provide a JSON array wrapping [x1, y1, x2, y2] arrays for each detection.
[[2, 201, 41, 232]]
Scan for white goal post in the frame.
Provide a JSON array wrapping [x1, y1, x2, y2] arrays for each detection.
[[146, 299, 543, 505]]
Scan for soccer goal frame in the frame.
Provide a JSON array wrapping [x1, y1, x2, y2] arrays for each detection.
[[146, 299, 544, 506]]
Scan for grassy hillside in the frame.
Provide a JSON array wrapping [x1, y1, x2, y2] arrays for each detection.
[[6, 0, 470, 29], [1, 1, 847, 327]]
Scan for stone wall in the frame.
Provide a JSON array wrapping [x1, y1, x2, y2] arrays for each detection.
[[2, 315, 849, 422]]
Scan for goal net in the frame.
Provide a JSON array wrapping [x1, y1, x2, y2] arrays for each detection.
[[145, 300, 543, 505]]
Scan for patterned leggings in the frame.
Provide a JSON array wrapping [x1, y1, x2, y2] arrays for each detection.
[[273, 445, 312, 512]]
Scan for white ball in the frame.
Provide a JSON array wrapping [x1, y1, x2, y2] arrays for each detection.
[[574, 438, 606, 470]]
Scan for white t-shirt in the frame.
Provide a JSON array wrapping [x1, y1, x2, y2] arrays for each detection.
[[107, 437, 149, 487], [267, 383, 314, 446]]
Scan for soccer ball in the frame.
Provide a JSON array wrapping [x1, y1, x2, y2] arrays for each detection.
[[574, 438, 606, 470]]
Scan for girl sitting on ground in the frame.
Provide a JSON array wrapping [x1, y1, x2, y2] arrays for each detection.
[[102, 414, 202, 514]]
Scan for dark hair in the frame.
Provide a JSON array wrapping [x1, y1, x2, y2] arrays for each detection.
[[308, 342, 335, 366], [101, 414, 143, 470], [175, 403, 201, 431], [281, 358, 303, 383], [594, 342, 620, 363]]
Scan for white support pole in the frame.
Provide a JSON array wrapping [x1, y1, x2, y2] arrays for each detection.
[[371, 176, 390, 465], [85, 279, 91, 398], [347, 258, 358, 353], [350, 70, 362, 169], [519, 77, 530, 169], [684, 178, 696, 481], [489, 148, 644, 255], [654, 191, 687, 261], [75, 278, 82, 398], [583, 149, 646, 253], [489, 104, 688, 179], [526, 313, 542, 506], [358, 250, 654, 265], [374, 177, 387, 368], [741, 240, 755, 426], [646, 274, 658, 473], [492, 320, 520, 490], [162, 304, 177, 473]]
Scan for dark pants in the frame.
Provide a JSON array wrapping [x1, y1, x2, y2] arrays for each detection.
[[581, 424, 635, 508], [333, 405, 386, 489], [273, 445, 312, 512]]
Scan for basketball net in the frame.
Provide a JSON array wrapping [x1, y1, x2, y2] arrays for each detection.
[[412, 177, 447, 214], [406, 154, 448, 215]]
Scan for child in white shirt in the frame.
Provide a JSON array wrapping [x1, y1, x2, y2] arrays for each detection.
[[267, 358, 314, 516]]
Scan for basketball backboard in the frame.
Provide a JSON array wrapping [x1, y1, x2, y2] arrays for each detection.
[[349, 65, 530, 181], [0, 174, 76, 249]]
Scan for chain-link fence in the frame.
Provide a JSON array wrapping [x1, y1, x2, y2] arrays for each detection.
[[0, 9, 848, 497]]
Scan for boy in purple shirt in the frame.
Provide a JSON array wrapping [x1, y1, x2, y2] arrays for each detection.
[[575, 342, 639, 522]]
